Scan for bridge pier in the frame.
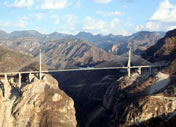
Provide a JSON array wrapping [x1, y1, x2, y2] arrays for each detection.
[[159, 66, 162, 72], [10, 77, 15, 84], [29, 72, 32, 82], [4, 74, 8, 81], [138, 67, 142, 75], [19, 73, 21, 88], [149, 67, 152, 74], [128, 67, 131, 77]]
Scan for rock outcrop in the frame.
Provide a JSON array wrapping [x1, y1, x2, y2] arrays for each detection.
[[0, 74, 77, 127]]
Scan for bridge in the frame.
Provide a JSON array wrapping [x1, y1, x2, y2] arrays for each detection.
[[0, 48, 166, 88]]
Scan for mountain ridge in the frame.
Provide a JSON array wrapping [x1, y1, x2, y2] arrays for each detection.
[[0, 29, 165, 56]]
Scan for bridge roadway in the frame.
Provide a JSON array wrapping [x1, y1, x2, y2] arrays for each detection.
[[0, 65, 164, 75], [0, 64, 165, 89], [0, 48, 167, 89]]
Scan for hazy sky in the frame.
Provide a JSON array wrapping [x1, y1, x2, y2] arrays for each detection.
[[1, 0, 176, 35]]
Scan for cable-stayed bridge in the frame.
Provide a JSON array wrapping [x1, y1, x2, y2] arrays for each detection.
[[0, 48, 166, 88]]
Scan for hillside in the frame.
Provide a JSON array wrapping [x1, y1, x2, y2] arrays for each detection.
[[0, 46, 34, 72], [146, 29, 176, 62], [41, 39, 115, 68], [76, 31, 165, 55], [0, 34, 116, 69]]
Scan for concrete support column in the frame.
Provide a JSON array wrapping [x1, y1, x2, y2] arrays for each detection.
[[138, 67, 141, 75], [10, 77, 14, 83], [128, 67, 131, 77], [19, 73, 21, 88], [4, 74, 8, 81], [29, 72, 32, 82], [159, 66, 162, 72], [149, 67, 152, 74]]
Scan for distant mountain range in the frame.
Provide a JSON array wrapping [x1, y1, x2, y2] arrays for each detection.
[[0, 30, 165, 68], [0, 30, 165, 53], [76, 31, 165, 55]]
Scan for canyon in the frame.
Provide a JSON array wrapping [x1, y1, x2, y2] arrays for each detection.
[[1, 29, 176, 127]]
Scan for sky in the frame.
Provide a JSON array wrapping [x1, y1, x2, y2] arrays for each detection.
[[0, 0, 176, 35]]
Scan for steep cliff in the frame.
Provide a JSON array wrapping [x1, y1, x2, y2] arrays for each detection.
[[0, 74, 77, 127]]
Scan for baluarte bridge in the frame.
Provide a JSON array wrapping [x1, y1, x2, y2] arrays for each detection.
[[0, 48, 166, 88]]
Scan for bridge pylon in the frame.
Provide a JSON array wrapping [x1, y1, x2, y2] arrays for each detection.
[[39, 49, 42, 80], [127, 47, 131, 77]]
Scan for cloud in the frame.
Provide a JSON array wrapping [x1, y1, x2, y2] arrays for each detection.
[[75, 0, 81, 8], [51, 14, 60, 24], [4, 22, 12, 27], [55, 19, 60, 24], [150, 0, 176, 23], [135, 21, 161, 31], [83, 17, 105, 31], [93, 0, 112, 4], [63, 14, 78, 30], [136, 0, 176, 32], [35, 13, 44, 20], [82, 16, 130, 35], [40, 0, 68, 9], [1, 16, 29, 29], [1, 20, 28, 29], [13, 0, 34, 8], [97, 11, 122, 17], [168, 25, 176, 30], [15, 19, 28, 28]]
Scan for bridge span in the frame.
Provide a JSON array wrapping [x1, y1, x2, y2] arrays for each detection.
[[0, 48, 166, 88]]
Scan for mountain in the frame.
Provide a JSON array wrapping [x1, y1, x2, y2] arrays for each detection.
[[76, 32, 127, 54], [8, 30, 43, 39], [0, 30, 118, 69], [41, 38, 115, 68], [47, 32, 73, 40], [127, 31, 165, 54], [0, 30, 165, 56], [146, 29, 176, 62], [76, 31, 165, 55], [0, 30, 7, 40], [0, 35, 116, 69]]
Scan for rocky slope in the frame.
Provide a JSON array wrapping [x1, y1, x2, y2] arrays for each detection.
[[0, 73, 77, 127], [41, 39, 115, 68], [146, 29, 176, 62], [0, 31, 116, 69]]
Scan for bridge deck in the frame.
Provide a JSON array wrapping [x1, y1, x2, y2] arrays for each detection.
[[0, 65, 166, 76]]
